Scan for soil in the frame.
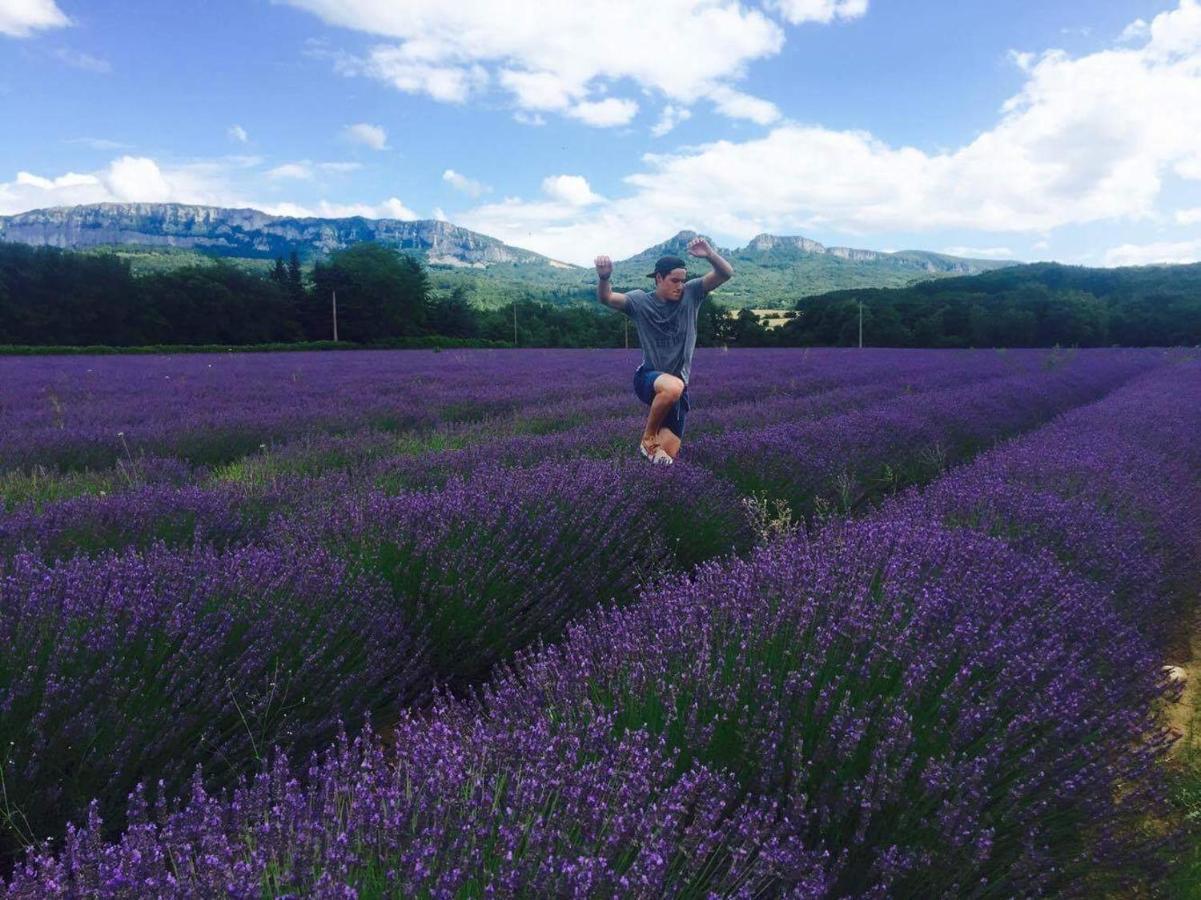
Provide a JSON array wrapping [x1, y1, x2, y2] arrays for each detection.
[[1165, 606, 1201, 756]]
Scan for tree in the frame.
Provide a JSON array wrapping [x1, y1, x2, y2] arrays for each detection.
[[309, 244, 429, 341], [729, 308, 770, 346], [270, 256, 288, 288], [428, 286, 478, 338]]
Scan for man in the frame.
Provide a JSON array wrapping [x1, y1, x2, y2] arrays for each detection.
[[595, 236, 734, 464]]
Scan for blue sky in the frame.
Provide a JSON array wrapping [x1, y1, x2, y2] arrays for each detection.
[[2, 0, 1200, 267]]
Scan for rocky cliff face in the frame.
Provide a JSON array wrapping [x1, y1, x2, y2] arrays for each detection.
[[745, 234, 828, 255], [0, 205, 1012, 282], [0, 203, 551, 266], [741, 233, 1005, 275]]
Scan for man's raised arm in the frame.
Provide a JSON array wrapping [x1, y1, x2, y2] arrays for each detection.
[[687, 237, 734, 294], [595, 255, 628, 311]]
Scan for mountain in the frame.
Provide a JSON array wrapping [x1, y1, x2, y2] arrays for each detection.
[[0, 202, 560, 267], [0, 204, 1018, 308], [606, 230, 1015, 308]]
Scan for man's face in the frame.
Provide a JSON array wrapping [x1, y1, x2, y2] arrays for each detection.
[[655, 269, 687, 301]]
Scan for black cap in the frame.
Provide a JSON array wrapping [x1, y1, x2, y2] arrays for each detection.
[[646, 255, 688, 278]]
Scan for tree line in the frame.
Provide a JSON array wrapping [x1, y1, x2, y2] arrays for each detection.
[[772, 262, 1201, 348], [1, 243, 1199, 349]]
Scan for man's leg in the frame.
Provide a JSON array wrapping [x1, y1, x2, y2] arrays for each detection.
[[642, 373, 684, 452]]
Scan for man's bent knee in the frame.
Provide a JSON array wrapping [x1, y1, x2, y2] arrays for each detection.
[[654, 373, 685, 402]]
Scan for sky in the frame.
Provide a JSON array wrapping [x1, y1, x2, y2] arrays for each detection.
[[1, 0, 1200, 267]]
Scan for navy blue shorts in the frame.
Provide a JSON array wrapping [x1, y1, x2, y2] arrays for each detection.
[[633, 366, 690, 439]]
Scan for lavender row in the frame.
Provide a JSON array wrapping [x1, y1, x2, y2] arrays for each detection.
[[689, 348, 1162, 518], [887, 359, 1201, 648], [282, 461, 750, 683], [0, 543, 428, 863], [0, 348, 1067, 473]]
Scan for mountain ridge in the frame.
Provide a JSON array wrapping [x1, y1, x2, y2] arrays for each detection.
[[0, 203, 1019, 307]]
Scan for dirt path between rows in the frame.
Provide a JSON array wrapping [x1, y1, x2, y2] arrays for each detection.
[[1165, 605, 1201, 757]]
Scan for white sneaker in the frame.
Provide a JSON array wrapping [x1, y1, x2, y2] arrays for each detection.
[[651, 447, 673, 465]]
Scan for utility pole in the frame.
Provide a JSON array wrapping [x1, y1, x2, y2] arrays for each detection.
[[332, 290, 339, 342], [858, 300, 863, 349]]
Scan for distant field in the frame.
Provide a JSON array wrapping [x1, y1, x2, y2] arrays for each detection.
[[1, 347, 1199, 895]]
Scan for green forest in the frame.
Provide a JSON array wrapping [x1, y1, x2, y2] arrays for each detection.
[[1, 242, 1199, 349], [785, 262, 1201, 348]]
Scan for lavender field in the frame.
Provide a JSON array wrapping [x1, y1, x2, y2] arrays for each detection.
[[2, 347, 1199, 896]]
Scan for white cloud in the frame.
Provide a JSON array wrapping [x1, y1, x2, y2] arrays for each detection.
[[1177, 207, 1201, 225], [282, 0, 786, 125], [651, 104, 692, 137], [267, 162, 314, 180], [941, 246, 1014, 259], [345, 48, 488, 103], [0, 0, 70, 37], [1104, 238, 1201, 265], [513, 110, 546, 127], [540, 175, 602, 206], [1118, 19, 1149, 43], [375, 197, 420, 219], [442, 168, 489, 197], [228, 124, 249, 143], [500, 68, 576, 110], [256, 198, 418, 219], [52, 48, 110, 72], [765, 0, 869, 25], [65, 137, 131, 151], [104, 156, 173, 201], [1008, 49, 1036, 72], [0, 157, 187, 210], [1178, 155, 1201, 179], [1145, 0, 1201, 59], [318, 161, 362, 173], [432, 206, 448, 221], [343, 122, 388, 150], [567, 97, 638, 127], [707, 86, 781, 124], [0, 155, 419, 222]]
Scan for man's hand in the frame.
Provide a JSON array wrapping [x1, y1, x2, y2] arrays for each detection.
[[688, 236, 734, 294], [594, 254, 627, 310]]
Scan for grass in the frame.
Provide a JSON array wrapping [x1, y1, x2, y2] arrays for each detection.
[[1165, 607, 1201, 897], [0, 466, 120, 511]]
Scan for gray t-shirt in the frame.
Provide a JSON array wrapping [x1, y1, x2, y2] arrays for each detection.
[[621, 277, 708, 384]]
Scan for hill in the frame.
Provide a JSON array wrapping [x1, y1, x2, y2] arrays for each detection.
[[0, 204, 1015, 308]]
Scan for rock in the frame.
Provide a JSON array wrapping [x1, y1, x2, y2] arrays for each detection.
[[1164, 664, 1189, 686]]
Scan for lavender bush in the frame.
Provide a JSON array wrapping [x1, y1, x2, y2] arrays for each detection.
[[0, 543, 427, 860], [281, 459, 751, 684], [689, 352, 1159, 520]]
